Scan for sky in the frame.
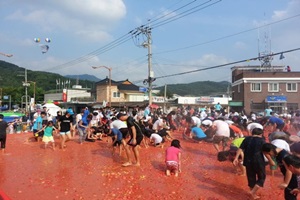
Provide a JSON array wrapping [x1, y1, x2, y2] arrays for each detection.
[[0, 0, 300, 87]]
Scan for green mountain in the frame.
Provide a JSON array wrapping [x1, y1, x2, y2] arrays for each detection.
[[0, 60, 95, 104], [0, 60, 229, 105]]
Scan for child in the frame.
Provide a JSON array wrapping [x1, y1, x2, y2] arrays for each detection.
[[165, 139, 181, 177], [36, 121, 57, 150]]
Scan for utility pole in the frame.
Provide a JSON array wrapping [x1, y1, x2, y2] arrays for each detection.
[[163, 84, 167, 113], [21, 69, 30, 112], [135, 26, 155, 105]]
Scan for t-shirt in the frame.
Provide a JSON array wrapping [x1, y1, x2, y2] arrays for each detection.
[[265, 108, 272, 116], [213, 120, 230, 137], [247, 123, 263, 133], [110, 119, 127, 130], [59, 115, 72, 132], [271, 139, 290, 152], [33, 116, 43, 130], [231, 137, 245, 148], [44, 126, 54, 137], [0, 120, 8, 136], [240, 136, 265, 167], [150, 133, 163, 144], [165, 146, 181, 163], [268, 131, 288, 142], [126, 116, 143, 138], [191, 126, 206, 139]]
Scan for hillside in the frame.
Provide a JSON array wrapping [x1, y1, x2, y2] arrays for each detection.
[[0, 60, 230, 104], [65, 74, 100, 82]]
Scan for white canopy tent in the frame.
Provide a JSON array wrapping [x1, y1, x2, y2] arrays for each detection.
[[43, 103, 61, 117]]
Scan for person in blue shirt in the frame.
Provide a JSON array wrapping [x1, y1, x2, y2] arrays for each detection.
[[264, 106, 273, 117], [214, 102, 222, 112], [183, 125, 207, 143]]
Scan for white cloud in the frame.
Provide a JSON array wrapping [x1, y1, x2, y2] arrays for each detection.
[[5, 0, 126, 41]]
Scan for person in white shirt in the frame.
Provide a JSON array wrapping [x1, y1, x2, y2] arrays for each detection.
[[211, 119, 230, 152], [149, 133, 164, 147]]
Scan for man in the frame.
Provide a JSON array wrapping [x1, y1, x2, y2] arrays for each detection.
[[118, 112, 144, 167], [211, 119, 230, 152], [0, 114, 8, 153], [57, 111, 73, 150], [264, 106, 273, 117]]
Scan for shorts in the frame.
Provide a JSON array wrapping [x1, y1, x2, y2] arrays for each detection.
[[213, 135, 229, 146], [42, 136, 54, 143], [119, 128, 129, 138], [113, 140, 122, 147], [166, 161, 179, 171], [60, 131, 71, 135], [128, 135, 143, 146], [33, 129, 43, 137]]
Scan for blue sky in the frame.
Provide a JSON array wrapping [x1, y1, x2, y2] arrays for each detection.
[[0, 0, 299, 87]]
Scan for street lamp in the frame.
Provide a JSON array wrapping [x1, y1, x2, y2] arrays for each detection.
[[92, 66, 112, 107]]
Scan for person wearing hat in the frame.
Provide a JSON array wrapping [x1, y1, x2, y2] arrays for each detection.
[[267, 117, 288, 142], [117, 112, 144, 167]]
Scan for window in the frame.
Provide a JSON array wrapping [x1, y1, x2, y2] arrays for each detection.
[[286, 83, 297, 92], [268, 83, 279, 92], [113, 92, 120, 98], [251, 83, 261, 92], [237, 85, 240, 93]]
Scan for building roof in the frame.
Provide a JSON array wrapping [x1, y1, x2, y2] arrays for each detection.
[[95, 78, 141, 92]]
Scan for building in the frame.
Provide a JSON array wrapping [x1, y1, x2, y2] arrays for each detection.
[[94, 77, 146, 107], [231, 65, 300, 115]]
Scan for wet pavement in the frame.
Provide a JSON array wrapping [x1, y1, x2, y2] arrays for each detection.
[[0, 131, 285, 200]]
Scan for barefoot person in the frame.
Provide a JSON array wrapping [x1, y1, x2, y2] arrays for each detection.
[[118, 112, 143, 167], [233, 128, 266, 200], [165, 139, 181, 177], [57, 111, 73, 150]]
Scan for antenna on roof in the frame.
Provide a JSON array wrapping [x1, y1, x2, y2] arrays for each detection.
[[257, 13, 273, 72]]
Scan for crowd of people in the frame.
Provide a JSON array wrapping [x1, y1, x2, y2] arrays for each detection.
[[2, 103, 300, 199]]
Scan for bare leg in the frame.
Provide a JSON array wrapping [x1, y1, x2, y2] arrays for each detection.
[[249, 184, 261, 199], [121, 140, 132, 166], [166, 169, 171, 176], [60, 134, 66, 149], [52, 142, 56, 150], [213, 143, 220, 152], [132, 145, 140, 166]]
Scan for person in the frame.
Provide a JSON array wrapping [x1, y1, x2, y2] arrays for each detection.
[[32, 111, 47, 142], [233, 128, 266, 200], [36, 121, 57, 150], [0, 114, 8, 153], [77, 114, 92, 144], [118, 112, 144, 167], [57, 111, 73, 150], [149, 133, 164, 148], [283, 155, 300, 196], [211, 119, 230, 152], [165, 139, 182, 177], [262, 143, 298, 200], [214, 102, 222, 112], [264, 106, 273, 117], [267, 116, 287, 142], [183, 125, 207, 143], [229, 137, 246, 176]]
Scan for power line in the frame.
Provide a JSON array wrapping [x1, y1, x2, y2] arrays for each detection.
[[155, 48, 300, 79], [155, 13, 300, 55]]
